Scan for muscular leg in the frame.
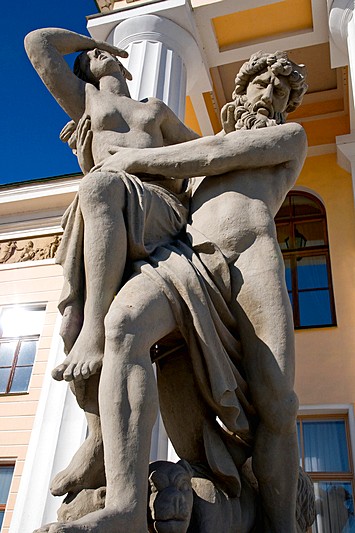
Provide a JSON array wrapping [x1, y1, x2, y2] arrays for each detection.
[[50, 376, 105, 496], [54, 171, 127, 381], [50, 171, 127, 496], [46, 274, 178, 532], [230, 232, 299, 533]]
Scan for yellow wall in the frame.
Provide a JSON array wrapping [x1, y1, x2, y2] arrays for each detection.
[[294, 154, 355, 407], [212, 0, 312, 50], [0, 263, 63, 533]]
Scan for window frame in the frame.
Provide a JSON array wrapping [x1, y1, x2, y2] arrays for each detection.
[[275, 191, 336, 329], [0, 462, 14, 531], [0, 304, 46, 395], [297, 413, 355, 532]]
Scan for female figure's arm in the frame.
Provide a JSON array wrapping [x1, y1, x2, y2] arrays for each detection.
[[24, 28, 127, 122]]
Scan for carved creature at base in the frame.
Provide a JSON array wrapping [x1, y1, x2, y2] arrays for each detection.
[[56, 460, 315, 533]]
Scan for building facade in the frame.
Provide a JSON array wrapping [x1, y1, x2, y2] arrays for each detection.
[[1, 1, 355, 531]]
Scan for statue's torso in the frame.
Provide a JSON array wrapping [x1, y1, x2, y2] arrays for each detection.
[[85, 87, 184, 196], [190, 163, 294, 262]]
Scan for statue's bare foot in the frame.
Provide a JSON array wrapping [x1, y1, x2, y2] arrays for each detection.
[[51, 435, 104, 496], [52, 328, 103, 382], [59, 303, 84, 354], [40, 507, 147, 533]]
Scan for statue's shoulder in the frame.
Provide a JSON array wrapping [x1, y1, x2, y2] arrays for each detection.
[[278, 122, 307, 151]]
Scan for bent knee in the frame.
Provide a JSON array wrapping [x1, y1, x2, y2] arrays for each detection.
[[104, 304, 150, 353], [259, 390, 299, 434], [79, 171, 126, 206]]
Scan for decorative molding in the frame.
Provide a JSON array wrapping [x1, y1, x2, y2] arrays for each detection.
[[336, 133, 355, 172], [0, 234, 62, 265], [307, 144, 337, 157], [96, 0, 115, 13]]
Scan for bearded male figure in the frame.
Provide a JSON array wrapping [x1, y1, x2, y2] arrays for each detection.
[[31, 49, 308, 533], [88, 51, 308, 533]]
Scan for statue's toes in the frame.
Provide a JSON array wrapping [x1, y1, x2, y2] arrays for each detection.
[[51, 363, 67, 381]]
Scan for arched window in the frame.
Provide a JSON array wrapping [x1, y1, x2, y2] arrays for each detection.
[[275, 191, 336, 329]]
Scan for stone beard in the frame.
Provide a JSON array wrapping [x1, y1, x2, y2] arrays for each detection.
[[233, 94, 283, 130]]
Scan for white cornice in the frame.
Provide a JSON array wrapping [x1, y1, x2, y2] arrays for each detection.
[[0, 177, 79, 206], [0, 177, 79, 234], [88, 0, 198, 41]]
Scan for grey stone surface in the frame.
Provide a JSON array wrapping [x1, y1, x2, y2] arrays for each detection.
[[25, 30, 311, 532], [53, 461, 314, 533]]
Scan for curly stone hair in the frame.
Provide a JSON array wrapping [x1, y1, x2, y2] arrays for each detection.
[[233, 50, 307, 115]]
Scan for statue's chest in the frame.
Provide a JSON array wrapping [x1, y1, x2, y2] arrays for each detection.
[[87, 93, 158, 134]]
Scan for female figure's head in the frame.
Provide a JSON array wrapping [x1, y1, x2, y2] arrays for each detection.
[[73, 48, 132, 89]]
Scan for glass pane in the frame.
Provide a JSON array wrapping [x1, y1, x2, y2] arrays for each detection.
[[297, 421, 302, 467], [0, 465, 14, 504], [299, 289, 332, 327], [0, 342, 17, 366], [312, 482, 355, 533], [0, 368, 11, 394], [295, 221, 326, 248], [0, 307, 45, 337], [275, 197, 291, 220], [10, 366, 32, 393], [303, 420, 349, 472], [277, 224, 291, 250], [0, 511, 4, 530], [297, 256, 329, 290], [292, 194, 323, 217], [17, 341, 37, 365]]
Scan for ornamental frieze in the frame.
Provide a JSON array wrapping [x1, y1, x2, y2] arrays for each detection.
[[0, 234, 62, 264]]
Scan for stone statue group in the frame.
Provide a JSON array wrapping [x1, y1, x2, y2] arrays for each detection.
[[25, 24, 315, 533]]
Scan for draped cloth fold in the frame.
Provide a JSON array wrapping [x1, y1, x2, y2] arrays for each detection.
[[56, 172, 254, 497]]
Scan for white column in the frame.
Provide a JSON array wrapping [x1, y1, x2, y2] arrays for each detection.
[[329, 1, 355, 201], [9, 314, 87, 533], [328, 0, 355, 125], [107, 13, 212, 123], [110, 16, 187, 119]]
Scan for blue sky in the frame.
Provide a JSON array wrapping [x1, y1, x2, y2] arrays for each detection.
[[0, 0, 99, 186]]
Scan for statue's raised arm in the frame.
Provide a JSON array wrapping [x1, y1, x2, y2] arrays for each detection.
[[24, 28, 128, 122]]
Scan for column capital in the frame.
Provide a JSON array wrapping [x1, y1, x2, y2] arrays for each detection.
[[111, 14, 211, 94], [87, 0, 211, 95], [328, 0, 354, 66]]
